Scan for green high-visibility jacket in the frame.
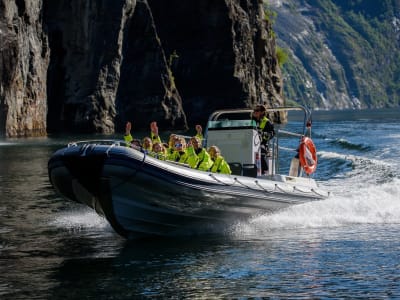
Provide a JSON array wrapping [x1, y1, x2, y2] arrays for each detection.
[[210, 156, 231, 174], [151, 132, 162, 144], [124, 134, 133, 144], [186, 146, 213, 171], [149, 151, 166, 160], [167, 150, 189, 164]]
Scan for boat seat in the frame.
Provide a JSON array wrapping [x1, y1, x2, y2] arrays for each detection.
[[242, 163, 257, 177], [228, 162, 242, 176]]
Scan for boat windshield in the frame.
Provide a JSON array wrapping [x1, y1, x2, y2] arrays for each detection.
[[207, 119, 256, 129]]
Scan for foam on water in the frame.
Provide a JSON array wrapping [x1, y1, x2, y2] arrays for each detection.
[[50, 208, 110, 231], [235, 139, 400, 236], [234, 171, 400, 236]]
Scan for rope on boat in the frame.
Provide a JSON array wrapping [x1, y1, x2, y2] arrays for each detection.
[[311, 188, 329, 197], [106, 143, 118, 156], [292, 186, 314, 194], [233, 177, 252, 189], [255, 180, 276, 194], [209, 173, 236, 186], [274, 183, 288, 193]]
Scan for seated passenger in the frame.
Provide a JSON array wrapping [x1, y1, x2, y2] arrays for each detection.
[[150, 142, 166, 160], [142, 137, 153, 154], [166, 133, 177, 156], [167, 137, 189, 164], [186, 136, 213, 171], [208, 146, 232, 174]]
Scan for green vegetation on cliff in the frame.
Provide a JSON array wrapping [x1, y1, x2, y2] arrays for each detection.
[[270, 0, 400, 109]]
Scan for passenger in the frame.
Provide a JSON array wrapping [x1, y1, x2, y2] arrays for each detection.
[[167, 136, 189, 164], [123, 121, 141, 148], [166, 133, 177, 156], [252, 104, 275, 173], [142, 137, 153, 154], [208, 145, 232, 174], [150, 121, 162, 144], [187, 136, 213, 171], [124, 121, 134, 144], [150, 142, 166, 160], [195, 124, 203, 144]]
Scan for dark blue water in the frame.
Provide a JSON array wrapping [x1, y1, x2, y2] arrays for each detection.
[[1, 109, 399, 299]]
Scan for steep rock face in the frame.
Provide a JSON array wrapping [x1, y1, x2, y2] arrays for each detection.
[[0, 0, 283, 137], [0, 0, 49, 137], [45, 0, 187, 133], [114, 0, 187, 131], [45, 0, 128, 133], [148, 0, 283, 125]]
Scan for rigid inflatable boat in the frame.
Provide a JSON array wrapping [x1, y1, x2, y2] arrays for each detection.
[[48, 106, 330, 238]]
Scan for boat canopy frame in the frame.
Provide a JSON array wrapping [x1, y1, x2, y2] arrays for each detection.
[[204, 105, 313, 177], [205, 106, 311, 137]]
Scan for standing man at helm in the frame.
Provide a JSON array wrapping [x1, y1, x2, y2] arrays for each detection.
[[252, 104, 275, 174]]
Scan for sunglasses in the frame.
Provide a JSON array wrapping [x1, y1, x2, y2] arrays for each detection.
[[175, 143, 182, 147]]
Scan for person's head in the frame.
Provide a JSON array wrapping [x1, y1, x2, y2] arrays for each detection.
[[190, 136, 201, 150], [142, 137, 152, 150], [152, 142, 164, 153], [168, 134, 177, 147], [208, 145, 221, 159], [174, 137, 186, 151], [252, 104, 266, 120]]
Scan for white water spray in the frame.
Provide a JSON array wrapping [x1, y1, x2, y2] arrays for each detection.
[[50, 208, 110, 231], [234, 176, 400, 237]]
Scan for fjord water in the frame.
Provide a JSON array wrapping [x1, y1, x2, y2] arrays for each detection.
[[1, 109, 399, 299]]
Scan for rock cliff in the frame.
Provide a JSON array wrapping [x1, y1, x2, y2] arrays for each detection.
[[0, 0, 283, 137], [269, 0, 400, 109], [0, 0, 49, 137]]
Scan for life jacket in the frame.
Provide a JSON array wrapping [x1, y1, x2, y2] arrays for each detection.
[[149, 151, 166, 160], [167, 150, 188, 164], [259, 116, 269, 131], [187, 147, 213, 171], [151, 132, 162, 144], [195, 132, 203, 144], [124, 134, 133, 144], [258, 116, 274, 143], [210, 156, 232, 174]]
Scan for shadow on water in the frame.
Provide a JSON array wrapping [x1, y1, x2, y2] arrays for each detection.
[[48, 236, 241, 299], [49, 231, 320, 299]]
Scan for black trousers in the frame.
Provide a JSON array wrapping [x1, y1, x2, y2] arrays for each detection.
[[260, 145, 269, 173]]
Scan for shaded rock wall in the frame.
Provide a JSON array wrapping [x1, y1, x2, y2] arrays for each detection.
[[0, 0, 283, 137], [148, 0, 283, 126], [0, 0, 49, 137]]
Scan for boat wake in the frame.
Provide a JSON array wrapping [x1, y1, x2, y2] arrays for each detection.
[[318, 150, 399, 188], [328, 137, 372, 151], [232, 141, 400, 237], [233, 175, 400, 236]]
